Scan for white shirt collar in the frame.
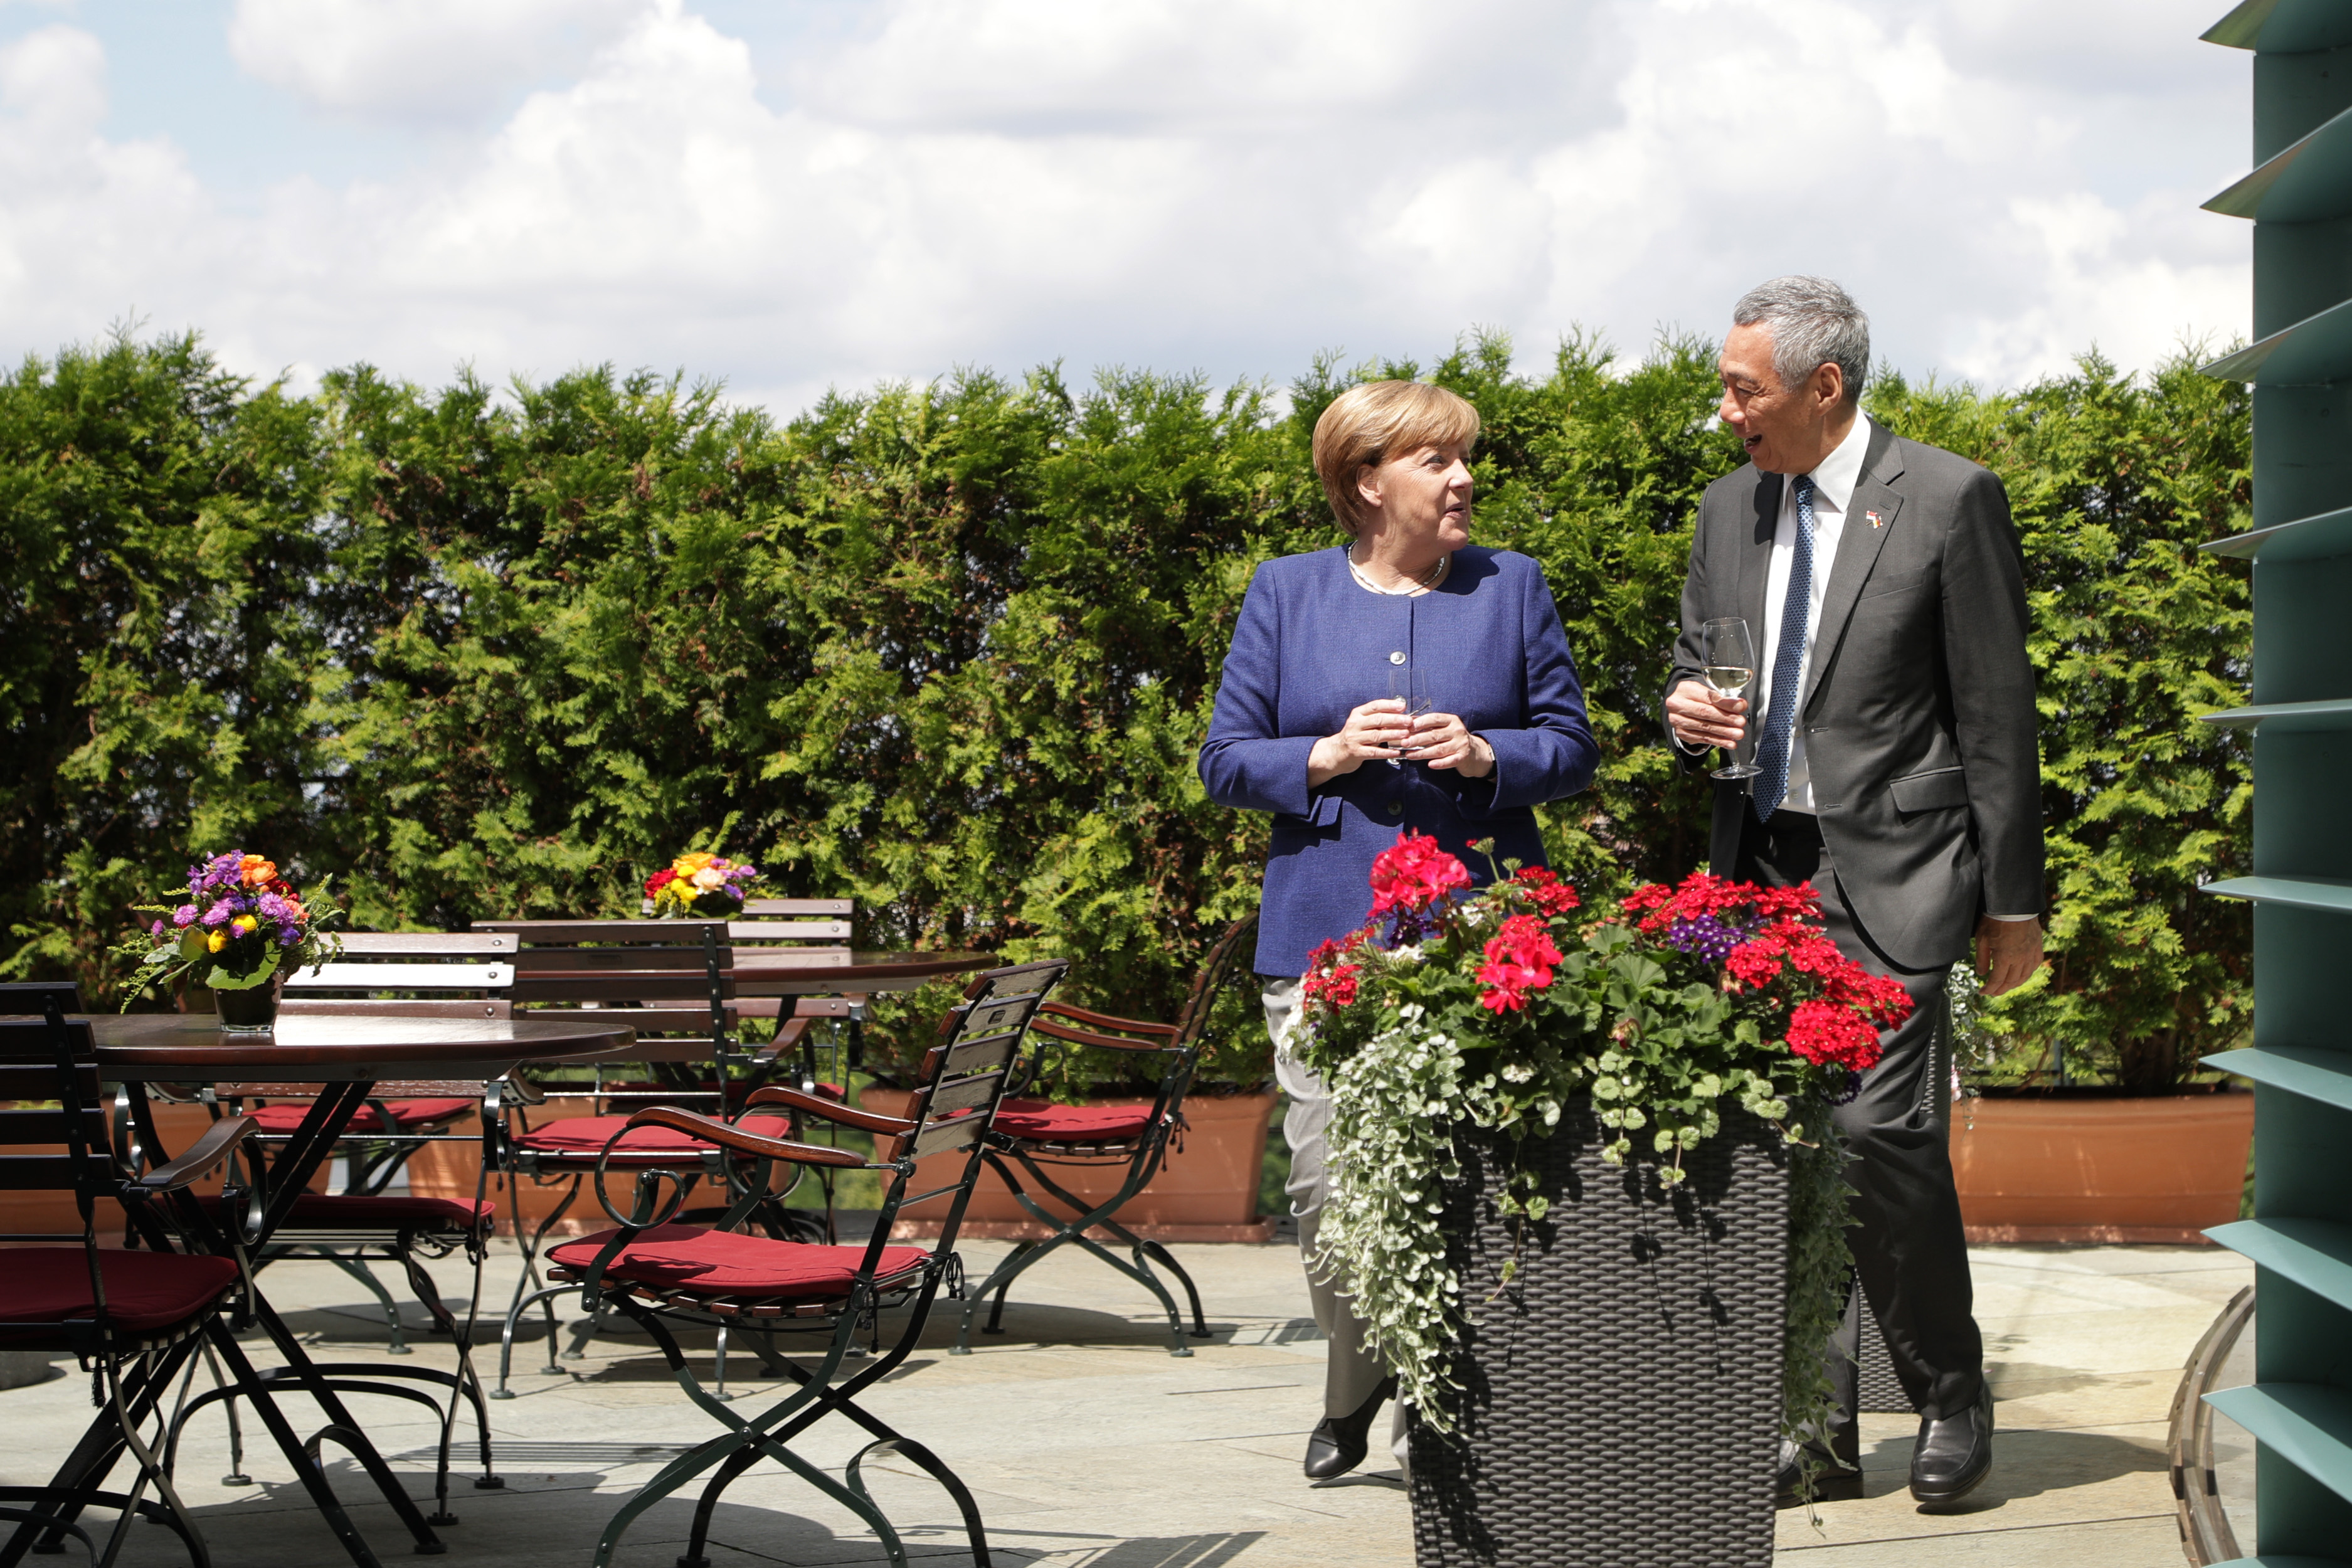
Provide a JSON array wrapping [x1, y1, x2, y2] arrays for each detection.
[[1792, 412, 1873, 516]]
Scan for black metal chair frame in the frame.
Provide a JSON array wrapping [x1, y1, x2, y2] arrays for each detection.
[[0, 994, 447, 1568], [553, 959, 1067, 1568], [486, 920, 815, 1397], [953, 914, 1259, 1357]]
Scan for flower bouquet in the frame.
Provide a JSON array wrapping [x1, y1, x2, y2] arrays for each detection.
[[115, 852, 343, 1030], [645, 851, 760, 918], [1292, 832, 1912, 1443]]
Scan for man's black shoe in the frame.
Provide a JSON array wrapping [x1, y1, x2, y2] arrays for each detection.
[[1909, 1380, 1994, 1506], [1304, 1377, 1396, 1481], [1774, 1438, 1864, 1507]]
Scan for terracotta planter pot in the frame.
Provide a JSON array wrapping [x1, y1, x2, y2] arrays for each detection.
[[861, 1085, 1275, 1243], [1951, 1089, 2254, 1244], [0, 1102, 225, 1246]]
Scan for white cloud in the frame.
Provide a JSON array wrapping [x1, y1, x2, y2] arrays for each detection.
[[227, 0, 642, 125], [0, 0, 2254, 415]]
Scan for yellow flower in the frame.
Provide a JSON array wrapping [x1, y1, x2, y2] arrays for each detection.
[[674, 852, 718, 876], [207, 930, 228, 953], [231, 914, 258, 936]]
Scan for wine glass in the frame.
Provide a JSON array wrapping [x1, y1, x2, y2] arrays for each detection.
[[1700, 618, 1759, 780], [1389, 665, 1433, 767]]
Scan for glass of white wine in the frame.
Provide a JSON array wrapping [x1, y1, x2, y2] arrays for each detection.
[[1701, 617, 1759, 780]]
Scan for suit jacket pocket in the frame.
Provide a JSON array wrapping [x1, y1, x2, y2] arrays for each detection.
[[1888, 766, 1969, 813], [1857, 566, 1929, 601]]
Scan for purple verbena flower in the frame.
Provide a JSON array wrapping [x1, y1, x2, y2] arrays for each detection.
[[1660, 914, 1752, 965], [172, 904, 198, 928], [277, 926, 302, 947]]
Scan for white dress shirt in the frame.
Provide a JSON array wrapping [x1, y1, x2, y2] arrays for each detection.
[[1754, 414, 1872, 815]]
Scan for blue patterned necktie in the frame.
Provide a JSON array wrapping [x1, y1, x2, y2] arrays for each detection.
[[1754, 472, 1816, 820]]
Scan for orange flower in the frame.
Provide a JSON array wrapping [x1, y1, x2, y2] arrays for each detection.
[[673, 851, 718, 877], [238, 854, 278, 887]]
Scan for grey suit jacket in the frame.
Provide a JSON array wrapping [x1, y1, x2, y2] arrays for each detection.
[[1664, 422, 2043, 970]]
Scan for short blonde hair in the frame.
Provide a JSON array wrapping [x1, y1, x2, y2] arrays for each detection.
[[1311, 380, 1481, 535]]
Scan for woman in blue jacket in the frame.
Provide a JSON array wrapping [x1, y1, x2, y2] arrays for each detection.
[[1198, 379, 1597, 1481]]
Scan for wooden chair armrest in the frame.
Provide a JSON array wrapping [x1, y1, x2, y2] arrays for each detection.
[[134, 1115, 257, 1193], [743, 1083, 913, 1135], [1040, 1000, 1180, 1038], [1032, 1017, 1180, 1053], [748, 1015, 816, 1064], [622, 1106, 864, 1169]]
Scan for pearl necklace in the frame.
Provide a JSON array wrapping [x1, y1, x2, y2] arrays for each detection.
[[1347, 543, 1450, 596]]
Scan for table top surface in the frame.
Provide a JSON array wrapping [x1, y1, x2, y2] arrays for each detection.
[[80, 1010, 642, 1080]]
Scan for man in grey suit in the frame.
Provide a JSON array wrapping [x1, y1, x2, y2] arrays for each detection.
[[1663, 277, 2045, 1507]]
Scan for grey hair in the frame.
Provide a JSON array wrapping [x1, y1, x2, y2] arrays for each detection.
[[1732, 275, 1870, 403]]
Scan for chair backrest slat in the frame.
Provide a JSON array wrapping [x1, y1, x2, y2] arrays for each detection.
[[0, 1106, 110, 1144], [741, 898, 854, 918], [0, 1063, 99, 1101], [336, 933, 516, 955], [0, 1016, 115, 1204], [726, 920, 852, 942], [289, 961, 512, 992], [0, 980, 85, 1013], [278, 999, 512, 1020], [0, 1154, 84, 1189], [877, 961, 1065, 1165]]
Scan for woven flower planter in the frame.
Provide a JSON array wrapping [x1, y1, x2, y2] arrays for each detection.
[[1409, 1104, 1788, 1568]]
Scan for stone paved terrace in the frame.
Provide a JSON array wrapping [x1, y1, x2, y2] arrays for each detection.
[[0, 1230, 2250, 1566]]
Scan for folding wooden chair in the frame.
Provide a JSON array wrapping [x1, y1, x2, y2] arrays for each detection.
[[543, 958, 1066, 1568], [479, 918, 809, 1396], [159, 935, 516, 1520], [953, 914, 1258, 1357], [0, 996, 373, 1568]]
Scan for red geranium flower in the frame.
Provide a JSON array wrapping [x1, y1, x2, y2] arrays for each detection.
[[1368, 831, 1473, 918], [645, 868, 677, 896], [1510, 866, 1581, 916], [1785, 998, 1887, 1072], [1477, 913, 1563, 1013]]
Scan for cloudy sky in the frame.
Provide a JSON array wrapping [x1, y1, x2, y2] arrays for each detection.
[[0, 0, 2257, 416]]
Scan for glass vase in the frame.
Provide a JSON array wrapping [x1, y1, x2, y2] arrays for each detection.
[[211, 982, 281, 1034]]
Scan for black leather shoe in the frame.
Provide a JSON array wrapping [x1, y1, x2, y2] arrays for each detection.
[[1304, 1377, 1396, 1481], [1774, 1438, 1863, 1508], [1910, 1380, 1994, 1506]]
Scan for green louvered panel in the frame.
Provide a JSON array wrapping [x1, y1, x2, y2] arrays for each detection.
[[2201, 3, 2352, 1558]]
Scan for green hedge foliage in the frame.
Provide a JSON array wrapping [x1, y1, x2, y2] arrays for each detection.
[[0, 328, 2250, 1087]]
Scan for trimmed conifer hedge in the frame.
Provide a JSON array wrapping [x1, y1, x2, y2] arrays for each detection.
[[0, 327, 2249, 1086]]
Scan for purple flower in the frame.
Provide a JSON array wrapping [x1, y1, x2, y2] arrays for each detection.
[[150, 919, 166, 936], [1660, 914, 1751, 965], [171, 904, 198, 928], [257, 892, 289, 921], [277, 926, 302, 947], [200, 901, 234, 927]]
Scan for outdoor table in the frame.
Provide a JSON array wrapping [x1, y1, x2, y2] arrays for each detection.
[[82, 1010, 640, 1559]]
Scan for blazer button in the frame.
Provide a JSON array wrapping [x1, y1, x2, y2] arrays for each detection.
[[1389, 650, 1406, 665], [1386, 800, 1404, 817]]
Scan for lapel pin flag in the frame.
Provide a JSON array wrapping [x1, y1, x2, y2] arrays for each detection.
[[1866, 509, 1884, 529]]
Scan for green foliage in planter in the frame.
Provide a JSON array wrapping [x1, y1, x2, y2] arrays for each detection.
[[1, 329, 2249, 1098]]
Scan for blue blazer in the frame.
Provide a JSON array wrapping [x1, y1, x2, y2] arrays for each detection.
[[1199, 545, 1599, 975]]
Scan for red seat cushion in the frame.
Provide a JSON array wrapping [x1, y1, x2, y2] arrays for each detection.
[[245, 1098, 475, 1134], [0, 1249, 239, 1340], [548, 1225, 928, 1300], [196, 1194, 493, 1231], [512, 1113, 793, 1163], [991, 1098, 1153, 1144]]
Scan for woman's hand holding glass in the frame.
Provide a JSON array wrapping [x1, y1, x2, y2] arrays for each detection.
[[1399, 710, 1495, 776], [1308, 699, 1416, 785]]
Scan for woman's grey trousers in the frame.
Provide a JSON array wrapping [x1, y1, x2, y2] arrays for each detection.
[[1264, 977, 1410, 1470]]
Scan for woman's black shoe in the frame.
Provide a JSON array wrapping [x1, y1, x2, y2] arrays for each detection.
[[1303, 1377, 1397, 1480]]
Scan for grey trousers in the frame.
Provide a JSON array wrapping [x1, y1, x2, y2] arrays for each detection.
[[1265, 978, 1411, 1470]]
